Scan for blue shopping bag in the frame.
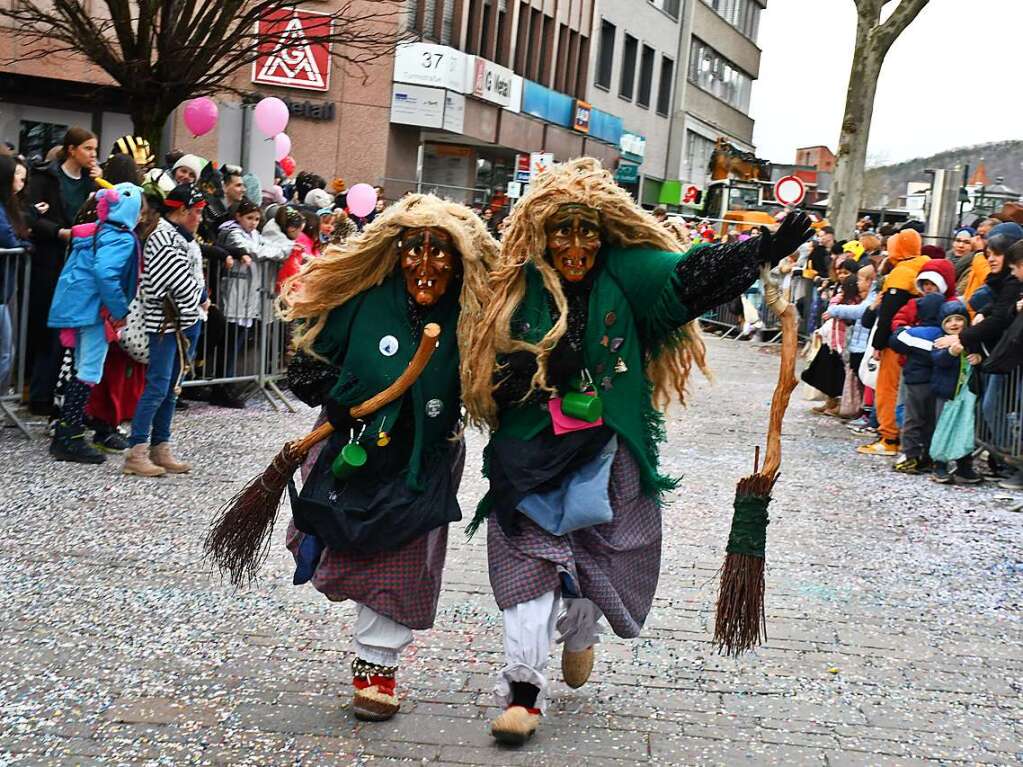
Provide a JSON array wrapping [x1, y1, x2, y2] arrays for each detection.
[[930, 359, 976, 463]]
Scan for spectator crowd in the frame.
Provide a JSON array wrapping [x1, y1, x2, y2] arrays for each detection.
[[0, 129, 393, 472], [1, 128, 1021, 491]]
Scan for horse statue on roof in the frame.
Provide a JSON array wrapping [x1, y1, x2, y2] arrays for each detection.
[[709, 138, 771, 182]]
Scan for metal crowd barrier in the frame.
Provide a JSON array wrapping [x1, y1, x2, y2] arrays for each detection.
[[0, 247, 31, 438], [184, 258, 294, 412], [975, 367, 1023, 467]]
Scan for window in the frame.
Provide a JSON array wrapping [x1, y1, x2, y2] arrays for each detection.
[[637, 45, 655, 108], [595, 20, 615, 89], [620, 34, 638, 100], [683, 130, 717, 183], [650, 0, 682, 18], [687, 38, 753, 112], [656, 56, 674, 116], [701, 0, 763, 40]]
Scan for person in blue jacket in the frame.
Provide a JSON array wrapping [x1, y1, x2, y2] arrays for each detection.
[[47, 182, 143, 463], [889, 291, 947, 474], [929, 301, 981, 484]]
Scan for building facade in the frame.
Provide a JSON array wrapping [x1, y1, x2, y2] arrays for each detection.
[[0, 0, 767, 214]]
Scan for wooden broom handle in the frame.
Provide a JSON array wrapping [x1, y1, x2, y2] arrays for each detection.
[[759, 266, 798, 479], [290, 322, 442, 456]]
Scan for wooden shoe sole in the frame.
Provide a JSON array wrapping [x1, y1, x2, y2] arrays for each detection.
[[491, 706, 538, 746], [562, 645, 594, 689], [353, 687, 399, 721]]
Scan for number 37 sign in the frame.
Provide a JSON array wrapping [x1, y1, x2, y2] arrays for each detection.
[[393, 42, 471, 94]]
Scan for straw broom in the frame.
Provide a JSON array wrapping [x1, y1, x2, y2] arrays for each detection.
[[714, 266, 798, 656], [203, 323, 442, 586]]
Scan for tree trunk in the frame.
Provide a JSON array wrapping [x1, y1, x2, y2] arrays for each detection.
[[131, 98, 176, 160], [828, 12, 883, 237]]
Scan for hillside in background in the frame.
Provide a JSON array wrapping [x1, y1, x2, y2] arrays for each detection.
[[862, 140, 1023, 207]]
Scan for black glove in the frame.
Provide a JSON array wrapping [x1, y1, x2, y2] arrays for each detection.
[[759, 210, 814, 266], [324, 398, 356, 433]]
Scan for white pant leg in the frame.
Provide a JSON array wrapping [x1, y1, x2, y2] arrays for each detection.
[[557, 597, 605, 652], [496, 589, 559, 713], [352, 603, 414, 667]]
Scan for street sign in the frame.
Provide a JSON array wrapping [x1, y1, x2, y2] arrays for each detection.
[[530, 152, 554, 180], [773, 175, 806, 207], [515, 153, 531, 183], [252, 9, 333, 92]]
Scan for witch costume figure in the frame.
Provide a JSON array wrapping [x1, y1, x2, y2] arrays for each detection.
[[460, 158, 812, 745], [279, 194, 498, 722]]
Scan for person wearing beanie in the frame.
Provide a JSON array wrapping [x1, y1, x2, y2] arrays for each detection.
[[920, 244, 945, 261], [123, 182, 207, 477], [928, 301, 980, 484], [950, 227, 976, 287], [947, 236, 1023, 360], [890, 257, 958, 331], [304, 187, 334, 210], [171, 154, 205, 185], [961, 222, 1023, 305], [888, 292, 947, 474], [858, 228, 930, 456], [842, 239, 870, 269]]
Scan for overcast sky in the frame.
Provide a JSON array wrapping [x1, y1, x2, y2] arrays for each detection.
[[750, 0, 1023, 167]]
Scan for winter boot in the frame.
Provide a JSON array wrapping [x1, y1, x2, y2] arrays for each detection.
[[998, 468, 1023, 491], [351, 658, 399, 721], [952, 456, 982, 485], [123, 444, 167, 477], [150, 442, 191, 474], [932, 462, 953, 484], [857, 438, 900, 456], [50, 422, 106, 464], [93, 427, 130, 453]]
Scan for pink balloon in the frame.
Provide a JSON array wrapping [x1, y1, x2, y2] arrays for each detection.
[[347, 183, 377, 218], [274, 133, 291, 161], [183, 97, 218, 138], [254, 97, 289, 138]]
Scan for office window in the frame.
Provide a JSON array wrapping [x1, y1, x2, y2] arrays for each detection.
[[684, 130, 716, 183], [688, 38, 752, 112], [656, 56, 674, 116], [637, 45, 655, 108], [702, 0, 763, 40], [651, 0, 682, 18], [595, 20, 615, 89], [620, 34, 638, 100]]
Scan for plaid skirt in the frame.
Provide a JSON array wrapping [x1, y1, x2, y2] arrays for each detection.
[[486, 445, 661, 639], [284, 419, 460, 630]]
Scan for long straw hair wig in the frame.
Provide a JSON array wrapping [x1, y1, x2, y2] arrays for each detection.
[[280, 193, 499, 366], [461, 157, 708, 429]]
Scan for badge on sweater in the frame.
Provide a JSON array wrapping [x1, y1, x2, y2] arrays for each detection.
[[379, 335, 399, 356], [425, 398, 444, 417]]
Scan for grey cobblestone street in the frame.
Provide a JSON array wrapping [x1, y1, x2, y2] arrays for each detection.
[[1, 336, 1021, 766]]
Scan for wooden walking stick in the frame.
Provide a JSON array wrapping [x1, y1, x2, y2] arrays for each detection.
[[714, 265, 799, 656], [203, 323, 443, 586]]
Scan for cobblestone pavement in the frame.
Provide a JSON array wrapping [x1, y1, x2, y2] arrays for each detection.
[[1, 336, 1021, 767]]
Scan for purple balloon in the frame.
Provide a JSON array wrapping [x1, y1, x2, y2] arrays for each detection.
[[183, 98, 218, 138], [274, 133, 291, 161], [347, 183, 377, 218], [254, 97, 289, 138]]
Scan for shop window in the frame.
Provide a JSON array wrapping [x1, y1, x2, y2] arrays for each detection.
[[620, 34, 638, 100], [595, 20, 615, 90], [637, 45, 655, 108], [687, 38, 752, 112], [683, 130, 716, 183], [657, 56, 674, 116], [19, 120, 68, 163], [650, 0, 682, 19]]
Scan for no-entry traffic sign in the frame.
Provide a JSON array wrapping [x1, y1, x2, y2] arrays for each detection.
[[773, 175, 806, 207]]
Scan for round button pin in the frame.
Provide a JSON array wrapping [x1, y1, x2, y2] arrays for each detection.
[[604, 311, 616, 327], [379, 335, 399, 356]]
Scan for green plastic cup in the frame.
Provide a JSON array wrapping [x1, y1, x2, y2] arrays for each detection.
[[331, 442, 368, 480], [561, 391, 603, 422]]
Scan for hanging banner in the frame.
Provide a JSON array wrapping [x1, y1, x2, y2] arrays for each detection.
[[252, 9, 333, 92]]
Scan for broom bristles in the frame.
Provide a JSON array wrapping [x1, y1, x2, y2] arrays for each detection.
[[713, 472, 773, 656], [714, 551, 766, 656], [203, 444, 303, 586]]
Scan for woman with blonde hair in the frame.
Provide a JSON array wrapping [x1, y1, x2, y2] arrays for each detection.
[[278, 193, 498, 723], [459, 158, 813, 744]]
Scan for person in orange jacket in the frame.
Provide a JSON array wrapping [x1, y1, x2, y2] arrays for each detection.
[[857, 228, 930, 456]]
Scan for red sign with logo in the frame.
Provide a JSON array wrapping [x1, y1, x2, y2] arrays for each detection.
[[252, 9, 332, 92]]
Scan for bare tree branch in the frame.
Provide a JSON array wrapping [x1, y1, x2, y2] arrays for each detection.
[[874, 0, 930, 50]]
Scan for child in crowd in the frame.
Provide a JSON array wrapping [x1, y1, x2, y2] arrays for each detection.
[[215, 198, 288, 407], [889, 290, 947, 473], [929, 301, 981, 484], [824, 265, 878, 424], [262, 206, 304, 294]]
